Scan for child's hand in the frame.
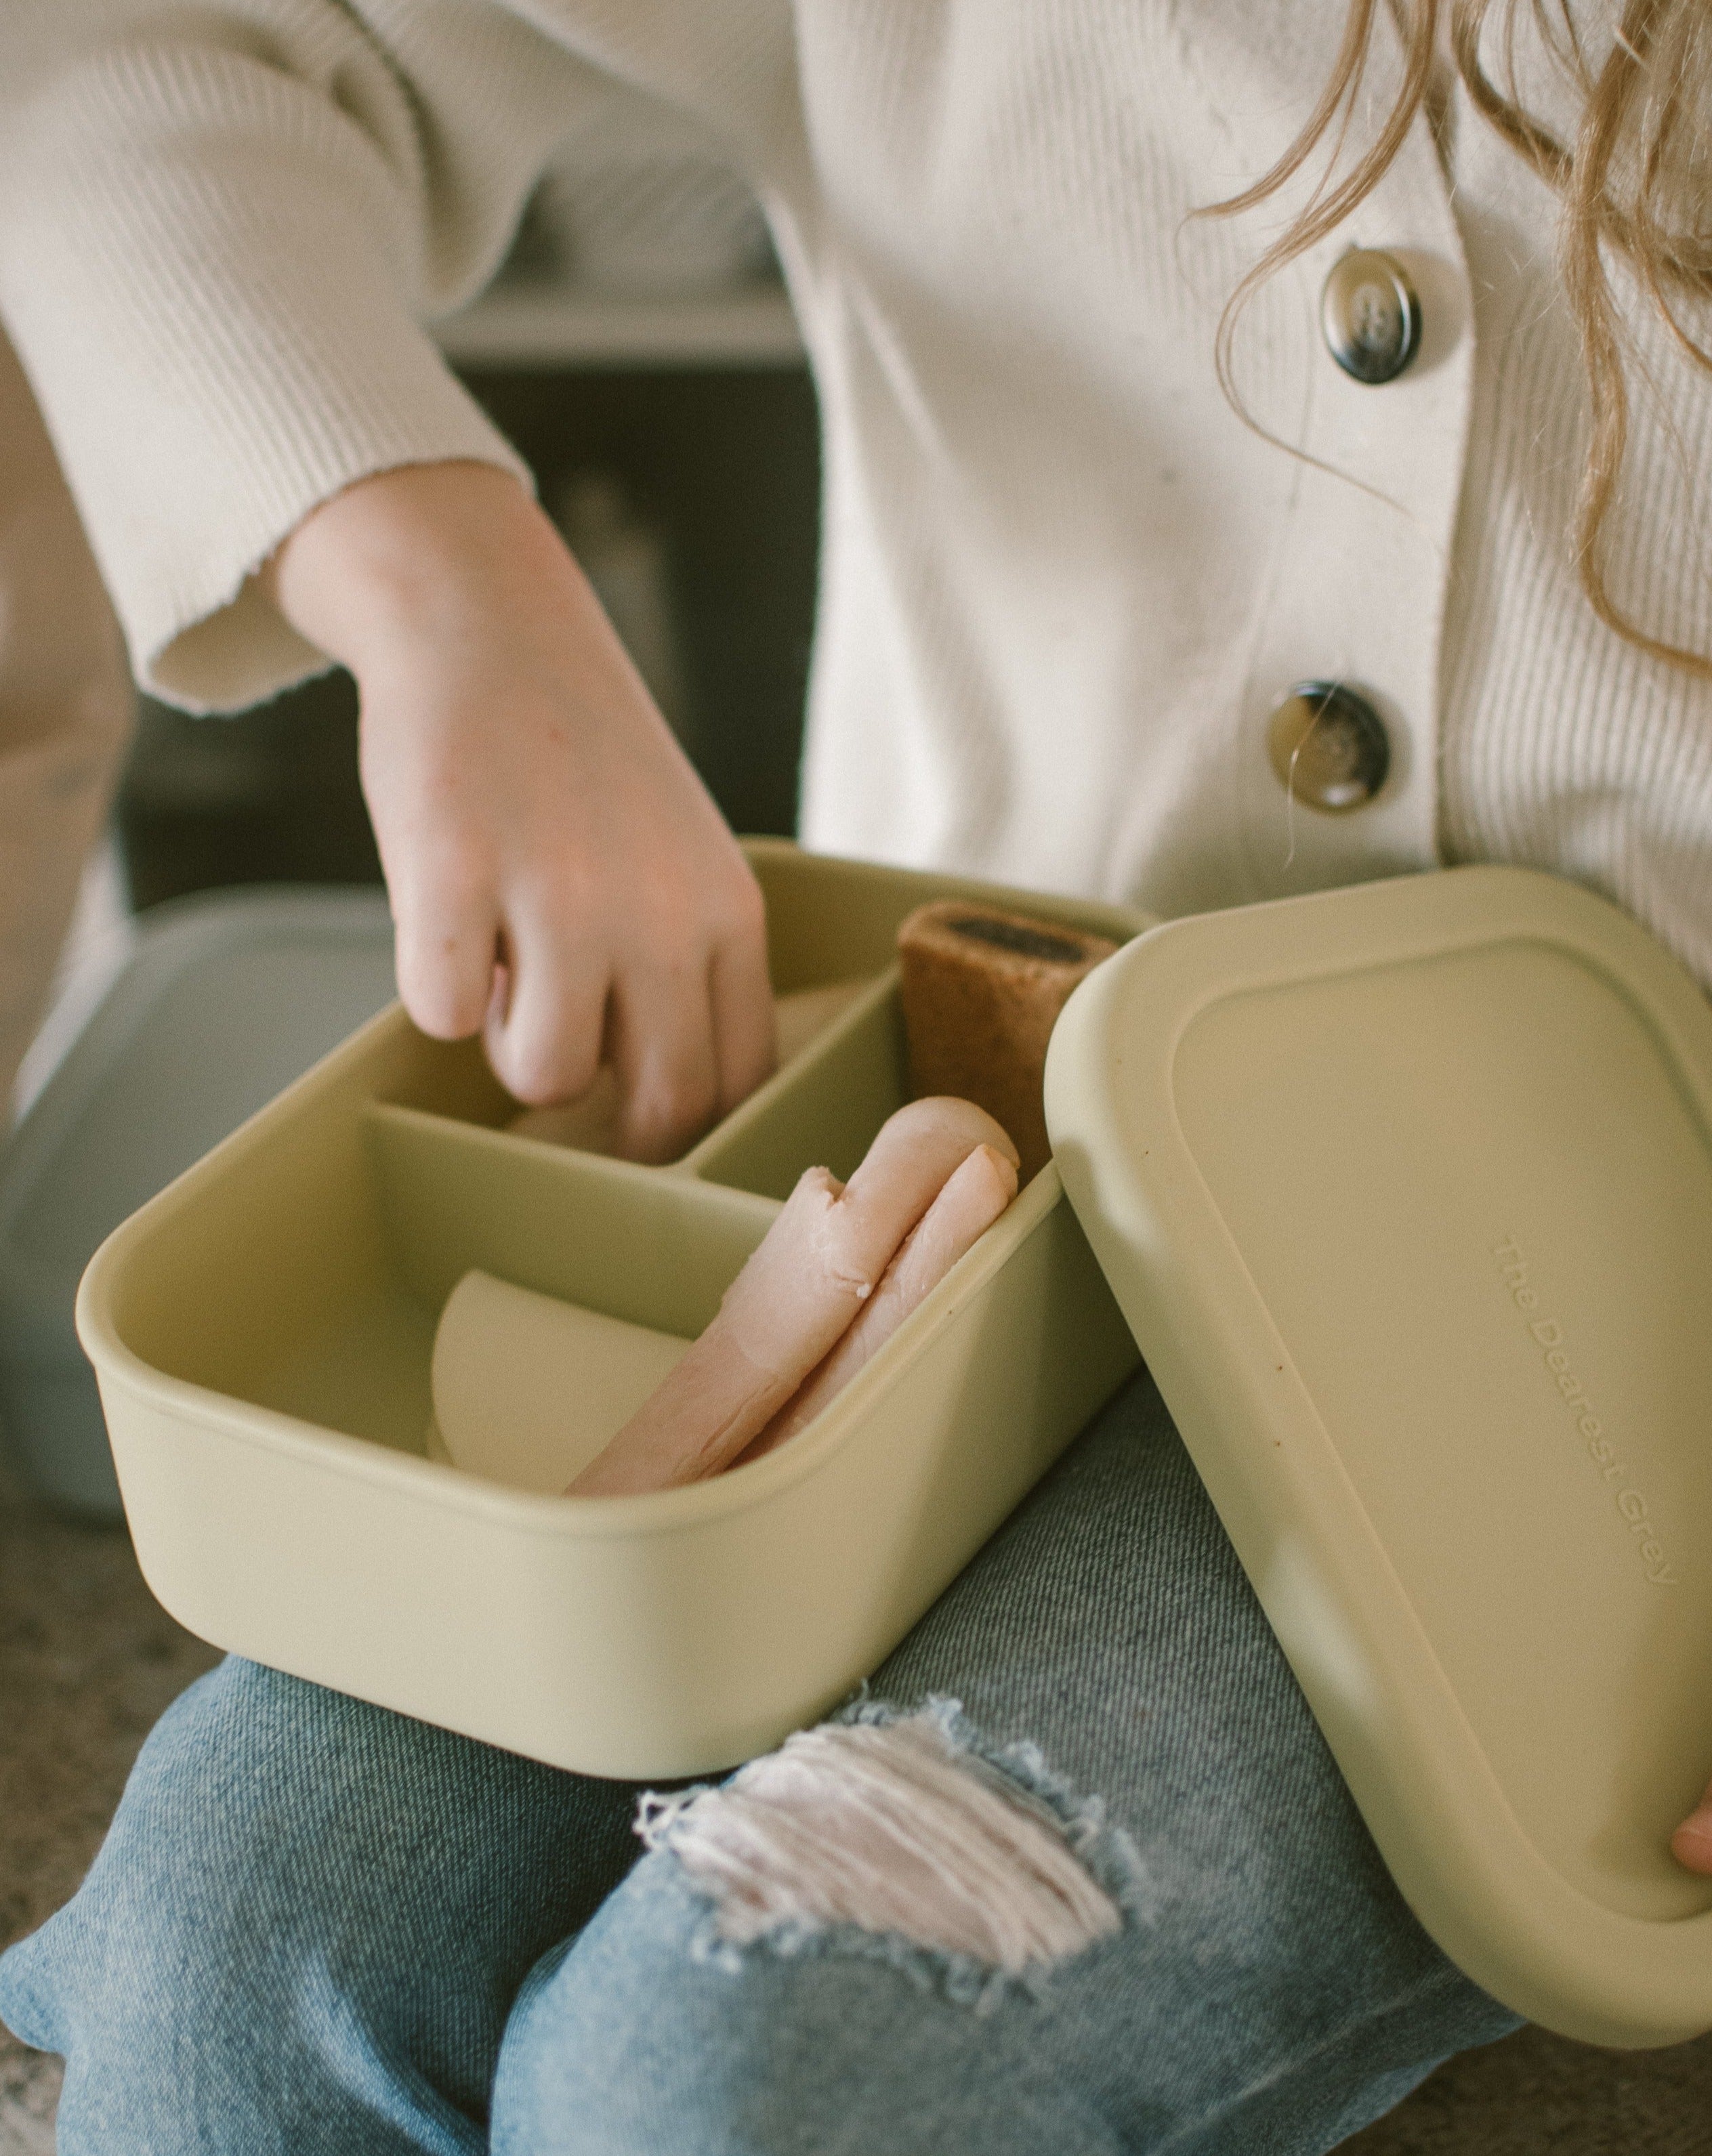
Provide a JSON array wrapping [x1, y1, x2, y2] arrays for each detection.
[[261, 461, 774, 1163]]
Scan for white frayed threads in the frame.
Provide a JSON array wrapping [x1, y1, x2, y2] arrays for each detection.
[[637, 1714, 1121, 1977]]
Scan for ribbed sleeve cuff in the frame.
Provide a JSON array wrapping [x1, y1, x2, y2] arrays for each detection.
[[0, 49, 530, 711]]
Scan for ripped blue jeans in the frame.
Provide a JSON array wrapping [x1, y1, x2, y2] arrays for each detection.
[[0, 1372, 1518, 2153]]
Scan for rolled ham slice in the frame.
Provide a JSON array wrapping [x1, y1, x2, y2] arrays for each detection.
[[735, 1139, 1019, 1464], [566, 1097, 1017, 1496]]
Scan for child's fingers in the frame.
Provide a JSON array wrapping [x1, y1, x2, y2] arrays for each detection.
[[483, 903, 608, 1107], [607, 958, 722, 1164], [391, 871, 503, 1044], [709, 914, 778, 1120]]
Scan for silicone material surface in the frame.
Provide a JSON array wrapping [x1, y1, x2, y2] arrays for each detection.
[[78, 844, 1144, 1778], [1044, 864, 1712, 2048]]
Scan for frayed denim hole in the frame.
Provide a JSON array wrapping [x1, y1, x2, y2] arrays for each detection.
[[837, 1694, 1161, 1926], [633, 1701, 1154, 2008]]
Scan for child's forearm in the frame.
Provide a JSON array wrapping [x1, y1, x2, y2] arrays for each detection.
[[259, 462, 571, 681]]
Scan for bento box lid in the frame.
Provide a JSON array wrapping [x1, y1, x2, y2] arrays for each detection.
[[1043, 864, 1712, 2047]]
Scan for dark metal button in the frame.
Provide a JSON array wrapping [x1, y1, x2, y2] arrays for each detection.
[[1321, 250, 1421, 384], [1268, 682, 1390, 811]]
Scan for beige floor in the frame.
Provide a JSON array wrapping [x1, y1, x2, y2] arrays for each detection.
[[2, 1470, 1709, 2154]]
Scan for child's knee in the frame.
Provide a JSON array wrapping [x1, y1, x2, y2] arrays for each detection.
[[494, 1705, 1144, 2155]]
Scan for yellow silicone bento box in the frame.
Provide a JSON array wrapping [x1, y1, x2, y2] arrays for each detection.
[[76, 843, 1144, 1781]]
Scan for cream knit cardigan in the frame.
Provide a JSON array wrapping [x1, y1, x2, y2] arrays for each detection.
[[2, 3, 1711, 975]]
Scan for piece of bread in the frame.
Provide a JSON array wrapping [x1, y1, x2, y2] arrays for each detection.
[[896, 902, 1118, 1182]]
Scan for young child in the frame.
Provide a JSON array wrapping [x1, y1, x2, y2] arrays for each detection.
[[2, 3, 1709, 2150]]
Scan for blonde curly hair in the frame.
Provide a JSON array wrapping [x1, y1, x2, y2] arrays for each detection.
[[1204, 0, 1712, 676]]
